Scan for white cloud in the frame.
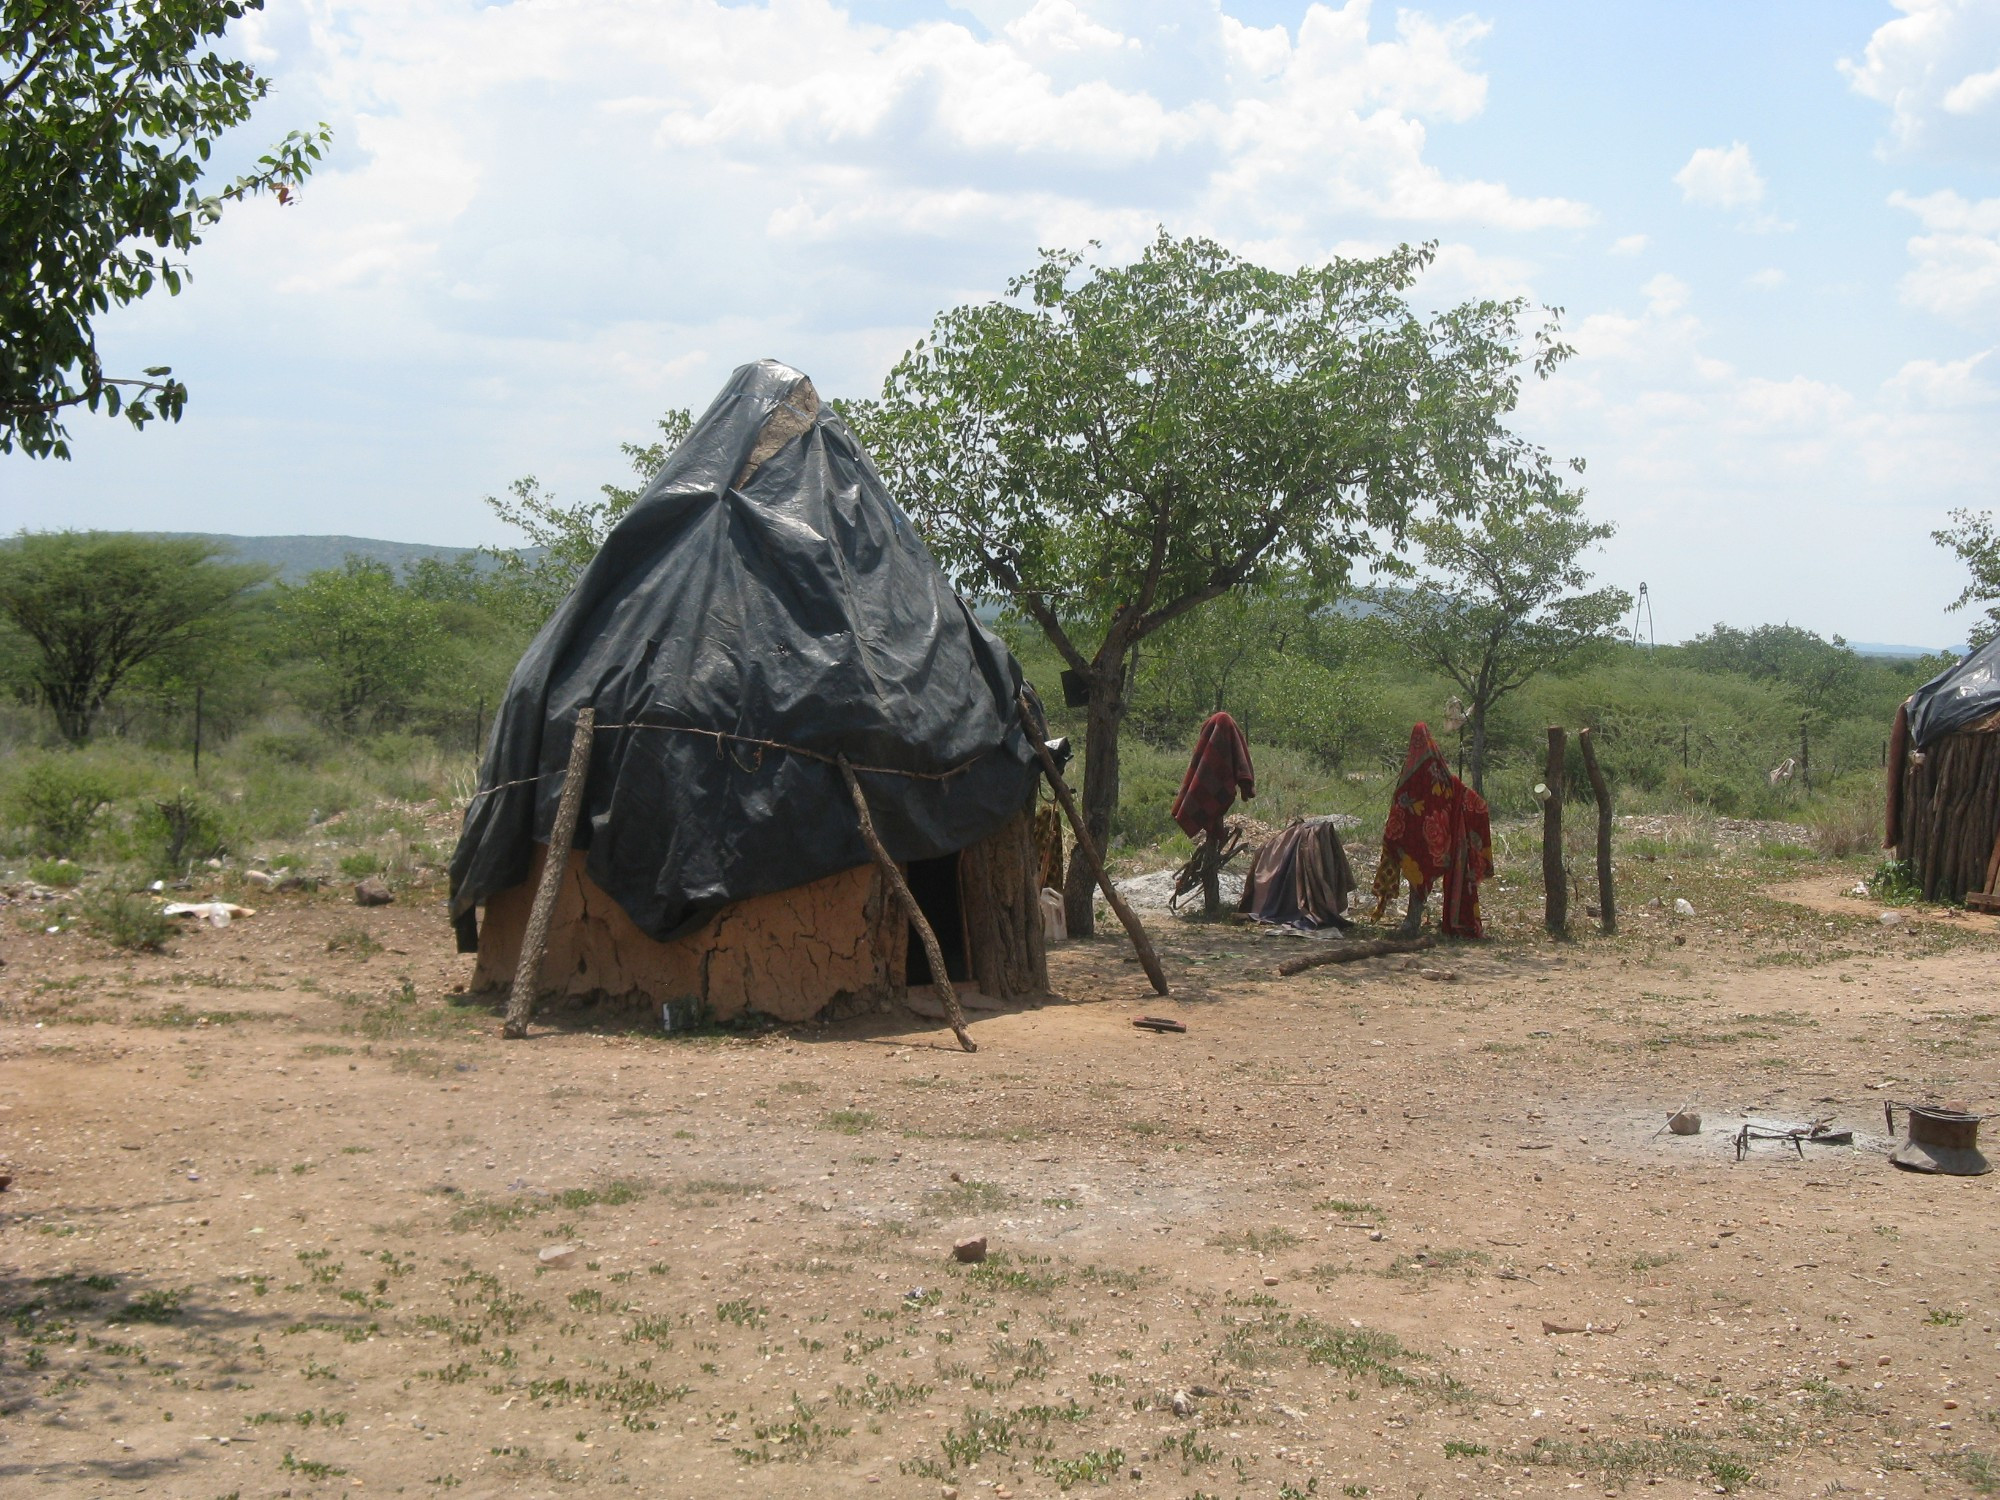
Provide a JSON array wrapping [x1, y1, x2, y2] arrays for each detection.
[[1673, 142, 1766, 209], [1746, 267, 1786, 289], [1005, 0, 1139, 55], [1842, 0, 2000, 151], [1892, 189, 2000, 319], [1517, 272, 1998, 640], [1886, 349, 1999, 408], [1608, 233, 1647, 256]]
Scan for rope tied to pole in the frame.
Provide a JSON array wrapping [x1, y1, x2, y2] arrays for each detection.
[[460, 718, 999, 807]]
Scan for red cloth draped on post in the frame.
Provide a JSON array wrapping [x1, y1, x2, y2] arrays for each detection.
[[1171, 711, 1255, 839], [1368, 723, 1494, 938]]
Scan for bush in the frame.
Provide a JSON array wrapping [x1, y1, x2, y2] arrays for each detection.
[[243, 727, 329, 767], [82, 891, 176, 952], [139, 790, 229, 874], [27, 858, 83, 887], [6, 757, 119, 857], [1806, 774, 1885, 858], [338, 851, 381, 878]]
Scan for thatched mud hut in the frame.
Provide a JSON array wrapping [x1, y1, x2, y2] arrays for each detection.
[[449, 360, 1048, 1023], [1888, 637, 2000, 906]]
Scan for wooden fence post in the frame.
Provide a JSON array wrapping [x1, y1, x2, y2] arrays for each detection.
[[1543, 725, 1568, 938], [503, 708, 595, 1039], [1579, 727, 1615, 936]]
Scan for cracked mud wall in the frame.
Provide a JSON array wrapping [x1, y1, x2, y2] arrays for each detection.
[[471, 850, 900, 1023]]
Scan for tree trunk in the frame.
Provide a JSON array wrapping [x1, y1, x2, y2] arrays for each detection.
[[1063, 669, 1125, 937], [959, 804, 1049, 1000], [1468, 704, 1489, 796]]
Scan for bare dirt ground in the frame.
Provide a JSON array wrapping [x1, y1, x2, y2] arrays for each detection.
[[3, 841, 1999, 1500]]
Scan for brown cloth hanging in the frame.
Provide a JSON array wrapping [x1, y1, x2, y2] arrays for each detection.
[[1237, 816, 1357, 929]]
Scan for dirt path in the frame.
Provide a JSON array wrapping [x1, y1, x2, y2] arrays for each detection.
[[2, 868, 1997, 1499]]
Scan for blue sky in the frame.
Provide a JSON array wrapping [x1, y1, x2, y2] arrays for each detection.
[[4, 0, 1999, 647]]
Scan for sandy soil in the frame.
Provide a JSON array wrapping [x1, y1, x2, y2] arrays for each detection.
[[2, 855, 1998, 1500]]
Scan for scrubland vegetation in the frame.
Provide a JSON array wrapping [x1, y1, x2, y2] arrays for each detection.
[[0, 522, 1936, 918]]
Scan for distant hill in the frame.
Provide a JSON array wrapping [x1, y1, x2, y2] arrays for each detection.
[[145, 533, 524, 583]]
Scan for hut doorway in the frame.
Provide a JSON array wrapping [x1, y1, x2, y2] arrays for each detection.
[[905, 853, 970, 985]]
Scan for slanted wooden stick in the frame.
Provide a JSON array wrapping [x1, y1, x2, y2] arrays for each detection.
[[503, 707, 595, 1039], [1579, 727, 1616, 936], [839, 756, 976, 1054], [1275, 933, 1434, 976], [1017, 691, 1169, 997]]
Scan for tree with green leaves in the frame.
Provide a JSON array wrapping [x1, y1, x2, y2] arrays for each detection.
[[1674, 622, 1863, 721], [852, 231, 1573, 933], [270, 559, 444, 731], [1373, 486, 1628, 793], [2, 1, 328, 458], [1934, 508, 2000, 648], [484, 409, 692, 621], [0, 531, 265, 742]]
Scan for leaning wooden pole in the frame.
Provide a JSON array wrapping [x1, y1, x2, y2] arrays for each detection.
[[839, 756, 976, 1054], [1017, 691, 1169, 997], [1543, 725, 1569, 938], [1578, 727, 1616, 936], [503, 707, 595, 1039]]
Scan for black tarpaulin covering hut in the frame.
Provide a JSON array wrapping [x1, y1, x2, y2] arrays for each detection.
[[448, 359, 1048, 1021], [1889, 637, 2000, 904]]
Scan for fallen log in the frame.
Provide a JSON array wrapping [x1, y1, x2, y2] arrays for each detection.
[[1276, 933, 1435, 976]]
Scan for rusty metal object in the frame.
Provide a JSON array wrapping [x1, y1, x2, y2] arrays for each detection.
[[1885, 1101, 1992, 1176], [1734, 1119, 1854, 1161]]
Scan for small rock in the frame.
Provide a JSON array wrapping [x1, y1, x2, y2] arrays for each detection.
[[1878, 909, 1907, 926], [1877, 1354, 1891, 1367], [1667, 1109, 1701, 1136], [952, 1236, 987, 1264], [354, 877, 394, 907], [1945, 1399, 1959, 1410], [1262, 1274, 1279, 1286], [1673, 898, 1696, 917], [275, 873, 309, 892], [1368, 1229, 1385, 1242], [243, 869, 278, 889], [538, 1244, 580, 1268]]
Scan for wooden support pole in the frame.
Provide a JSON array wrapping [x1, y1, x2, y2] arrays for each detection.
[[1275, 933, 1435, 976], [1197, 832, 1223, 918], [1579, 727, 1616, 936], [839, 756, 976, 1053], [1018, 691, 1169, 997], [1543, 725, 1568, 938], [503, 708, 595, 1040]]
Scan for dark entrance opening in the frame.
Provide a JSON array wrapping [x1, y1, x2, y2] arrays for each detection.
[[904, 853, 970, 985]]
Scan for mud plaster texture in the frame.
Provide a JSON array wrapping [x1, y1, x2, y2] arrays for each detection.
[[473, 849, 903, 1025]]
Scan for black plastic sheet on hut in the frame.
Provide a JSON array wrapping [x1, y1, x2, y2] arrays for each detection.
[[1907, 635, 2000, 750], [448, 359, 1041, 947]]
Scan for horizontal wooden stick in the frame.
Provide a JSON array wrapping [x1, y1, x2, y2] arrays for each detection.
[[1275, 933, 1435, 977]]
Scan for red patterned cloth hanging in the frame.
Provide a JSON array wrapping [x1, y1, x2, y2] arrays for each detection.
[[1170, 711, 1255, 839], [1368, 723, 1494, 938]]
